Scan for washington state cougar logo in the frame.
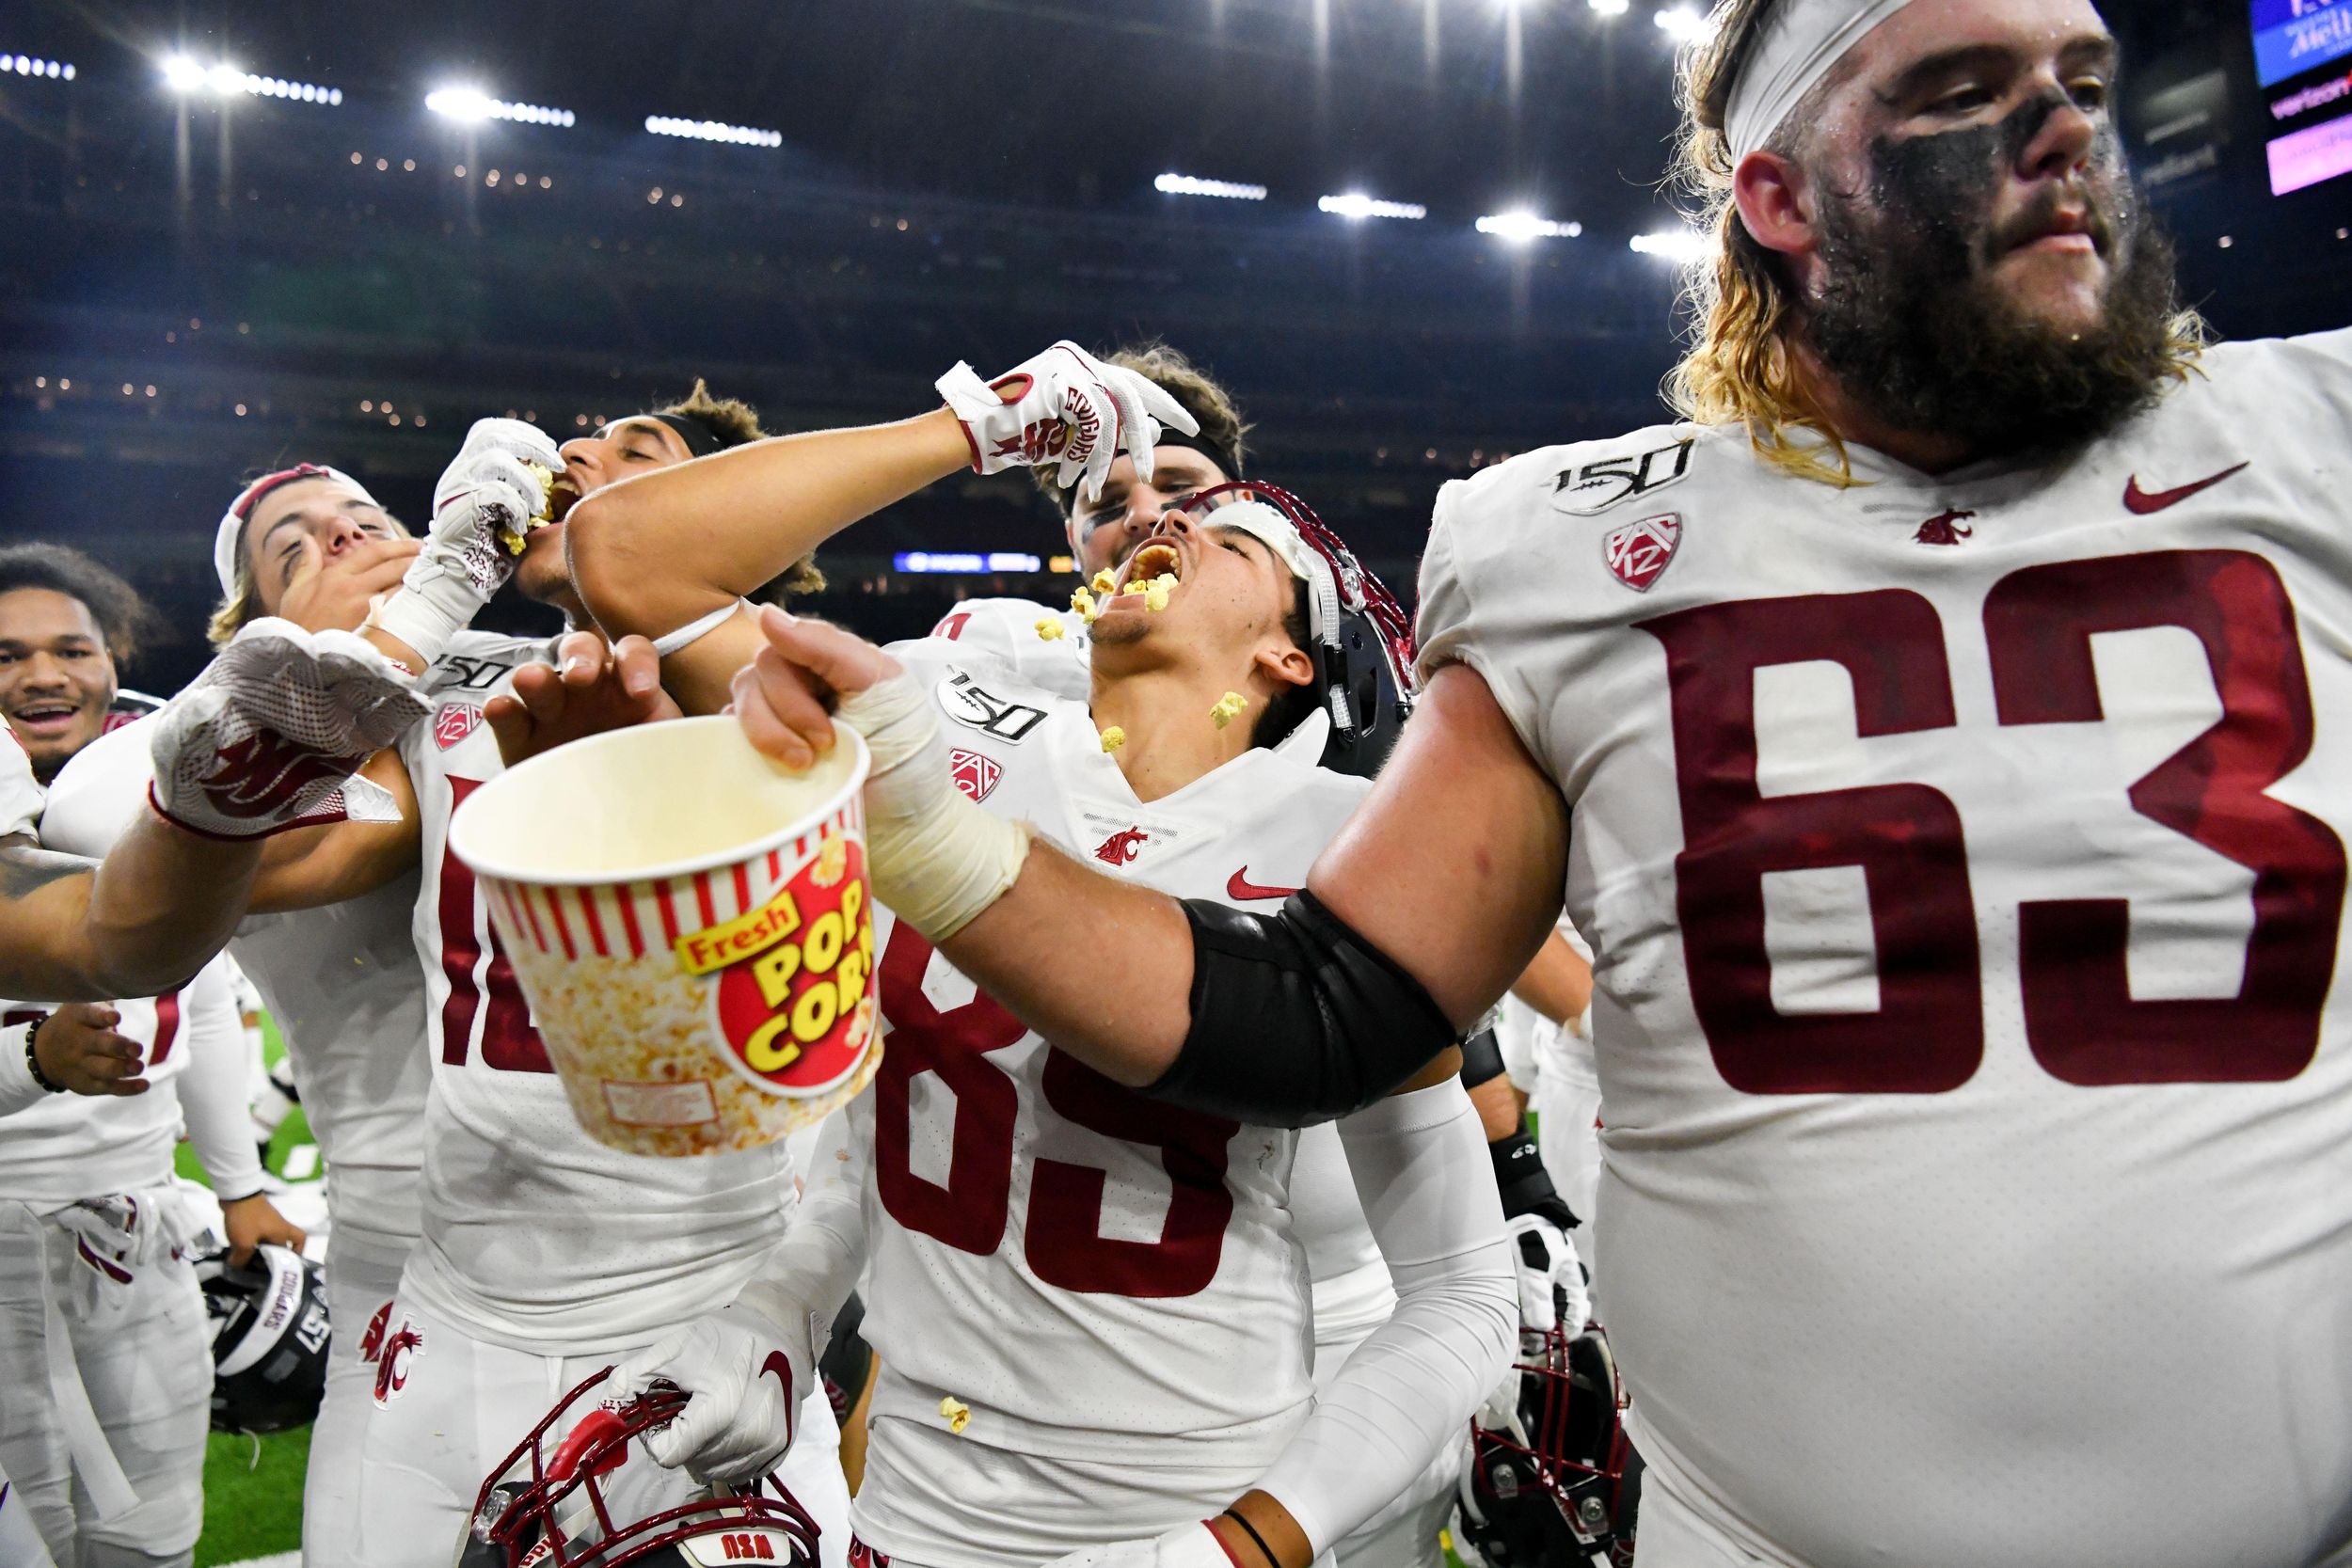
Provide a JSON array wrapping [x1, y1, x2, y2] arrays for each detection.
[[1913, 508, 1976, 546], [371, 1320, 424, 1407], [434, 703, 484, 750], [949, 749, 1001, 803], [200, 733, 364, 819], [1602, 514, 1681, 593], [1094, 827, 1149, 866], [358, 1301, 393, 1363]]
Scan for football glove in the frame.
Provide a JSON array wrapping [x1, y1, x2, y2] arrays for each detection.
[[936, 341, 1200, 504], [610, 1297, 818, 1484]]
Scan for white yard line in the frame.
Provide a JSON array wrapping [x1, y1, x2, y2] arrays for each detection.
[[216, 1553, 301, 1568]]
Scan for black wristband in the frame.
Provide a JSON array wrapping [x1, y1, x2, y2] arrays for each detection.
[[1460, 1025, 1507, 1089], [1219, 1509, 1279, 1568], [24, 1015, 63, 1094], [1492, 1126, 1579, 1227]]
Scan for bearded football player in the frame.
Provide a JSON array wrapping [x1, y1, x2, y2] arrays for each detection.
[[717, 2, 2352, 1564]]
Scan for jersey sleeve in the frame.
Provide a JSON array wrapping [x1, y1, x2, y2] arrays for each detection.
[[168, 957, 267, 1202], [915, 596, 1089, 700], [1413, 479, 1555, 777], [0, 731, 43, 841], [37, 719, 156, 857]]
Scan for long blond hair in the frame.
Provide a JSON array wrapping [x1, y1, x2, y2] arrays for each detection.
[[1664, 0, 2207, 487]]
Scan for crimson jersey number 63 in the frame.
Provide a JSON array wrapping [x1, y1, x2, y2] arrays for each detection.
[[1640, 549, 2345, 1093]]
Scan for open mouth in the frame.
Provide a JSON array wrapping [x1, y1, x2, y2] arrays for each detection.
[[9, 703, 82, 736], [1120, 540, 1184, 591]]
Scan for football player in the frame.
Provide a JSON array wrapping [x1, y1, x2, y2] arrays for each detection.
[[44, 389, 852, 1568], [0, 546, 167, 785], [716, 2, 2352, 1563], [562, 395, 1514, 1568]]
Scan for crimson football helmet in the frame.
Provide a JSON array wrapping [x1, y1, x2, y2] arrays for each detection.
[[1454, 1327, 1641, 1568], [455, 1367, 820, 1568]]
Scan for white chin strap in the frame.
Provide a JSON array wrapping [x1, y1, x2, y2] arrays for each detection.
[[1724, 0, 1920, 162]]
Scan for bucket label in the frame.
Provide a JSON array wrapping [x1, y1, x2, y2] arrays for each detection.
[[697, 832, 877, 1097]]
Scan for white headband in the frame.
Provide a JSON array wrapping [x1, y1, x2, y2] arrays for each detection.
[[1724, 0, 1918, 161], [213, 465, 376, 597]]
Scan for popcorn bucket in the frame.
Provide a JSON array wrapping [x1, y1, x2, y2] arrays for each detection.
[[447, 716, 880, 1158]]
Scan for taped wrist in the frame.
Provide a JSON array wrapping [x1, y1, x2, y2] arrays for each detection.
[[1492, 1125, 1579, 1228], [1148, 889, 1458, 1128], [365, 569, 473, 671]]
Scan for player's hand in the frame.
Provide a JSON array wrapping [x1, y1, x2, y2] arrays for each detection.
[[729, 608, 901, 771], [1505, 1210, 1589, 1337], [150, 618, 426, 841], [486, 632, 679, 769], [1036, 1522, 1243, 1568], [278, 535, 421, 638], [936, 341, 1200, 503], [610, 1298, 818, 1484], [30, 1005, 149, 1097], [368, 419, 563, 670], [220, 1191, 307, 1268]]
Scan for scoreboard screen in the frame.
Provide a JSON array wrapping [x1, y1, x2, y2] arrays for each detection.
[[2254, 0, 2352, 193]]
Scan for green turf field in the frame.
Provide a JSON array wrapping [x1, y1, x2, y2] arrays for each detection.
[[175, 1016, 317, 1567]]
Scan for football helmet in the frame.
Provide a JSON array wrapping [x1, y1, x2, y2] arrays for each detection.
[[197, 1242, 330, 1434], [1454, 1327, 1641, 1568], [1174, 482, 1418, 777], [457, 1366, 821, 1568]]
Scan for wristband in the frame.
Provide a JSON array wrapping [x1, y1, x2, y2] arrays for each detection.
[[24, 1015, 63, 1094], [651, 600, 748, 657], [1491, 1127, 1578, 1227], [1219, 1510, 1279, 1568]]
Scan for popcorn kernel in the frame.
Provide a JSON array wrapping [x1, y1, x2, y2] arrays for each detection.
[[1210, 692, 1249, 730], [938, 1395, 971, 1435], [1035, 618, 1066, 642], [1100, 726, 1126, 752], [1091, 569, 1119, 595]]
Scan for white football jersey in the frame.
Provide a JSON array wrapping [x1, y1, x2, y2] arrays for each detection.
[[0, 730, 38, 840], [1416, 329, 2352, 1567], [393, 632, 794, 1355], [850, 636, 1368, 1568], [0, 958, 238, 1208], [43, 716, 436, 1265], [924, 595, 1090, 699]]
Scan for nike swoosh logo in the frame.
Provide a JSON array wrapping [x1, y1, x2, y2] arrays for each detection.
[[1227, 869, 1299, 901], [2124, 462, 2248, 515]]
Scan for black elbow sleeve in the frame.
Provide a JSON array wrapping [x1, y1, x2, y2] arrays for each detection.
[[1460, 1024, 1507, 1089], [1145, 889, 1460, 1127]]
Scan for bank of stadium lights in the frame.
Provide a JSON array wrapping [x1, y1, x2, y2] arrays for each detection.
[[1630, 227, 1709, 262], [1319, 192, 1427, 221], [647, 116, 782, 148], [1155, 173, 1268, 201], [1586, 0, 1630, 13], [161, 54, 341, 103], [1, 55, 75, 81], [425, 87, 574, 128], [1653, 6, 1708, 40], [1477, 211, 1582, 242], [895, 552, 1042, 575]]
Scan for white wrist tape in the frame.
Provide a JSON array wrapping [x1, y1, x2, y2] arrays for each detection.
[[365, 563, 475, 671], [834, 670, 1032, 942]]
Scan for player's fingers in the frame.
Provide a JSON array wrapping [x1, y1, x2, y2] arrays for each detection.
[[1104, 372, 1156, 483], [733, 668, 820, 771], [756, 606, 902, 696], [748, 646, 838, 753], [610, 636, 664, 701], [484, 694, 532, 767], [556, 631, 610, 689], [507, 661, 571, 728], [1136, 375, 1200, 438], [98, 1075, 150, 1098]]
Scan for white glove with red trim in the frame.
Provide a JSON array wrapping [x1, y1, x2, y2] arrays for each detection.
[[1036, 1522, 1244, 1568], [610, 1297, 818, 1484], [936, 341, 1199, 504], [148, 618, 422, 840], [369, 418, 563, 667]]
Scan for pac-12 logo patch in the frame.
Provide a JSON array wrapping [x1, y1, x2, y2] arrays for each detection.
[[435, 703, 484, 750], [1603, 514, 1681, 593], [1552, 437, 1693, 517], [948, 749, 1001, 803]]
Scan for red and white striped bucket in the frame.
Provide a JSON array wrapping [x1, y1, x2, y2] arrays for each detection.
[[448, 716, 880, 1157]]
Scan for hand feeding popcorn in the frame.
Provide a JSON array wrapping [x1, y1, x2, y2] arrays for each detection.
[[1211, 691, 1249, 730], [498, 465, 570, 556]]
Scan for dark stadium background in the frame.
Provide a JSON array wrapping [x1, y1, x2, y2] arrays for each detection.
[[1, 0, 2344, 696]]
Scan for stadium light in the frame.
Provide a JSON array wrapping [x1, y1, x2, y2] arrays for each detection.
[[1156, 172, 1269, 200], [1, 55, 76, 81], [428, 87, 574, 128], [161, 53, 208, 92], [1630, 227, 1709, 262], [646, 116, 782, 148], [894, 552, 1042, 574], [1319, 192, 1427, 221], [1477, 211, 1582, 242], [1588, 0, 1630, 13], [1653, 6, 1708, 40], [162, 55, 341, 103]]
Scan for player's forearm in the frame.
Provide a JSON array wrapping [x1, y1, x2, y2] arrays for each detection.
[[85, 816, 262, 996], [1508, 929, 1592, 1025], [569, 409, 970, 641], [173, 962, 266, 1201], [936, 841, 1197, 1088]]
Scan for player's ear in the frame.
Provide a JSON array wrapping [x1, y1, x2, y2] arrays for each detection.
[[1254, 637, 1315, 693], [1732, 150, 1818, 265]]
